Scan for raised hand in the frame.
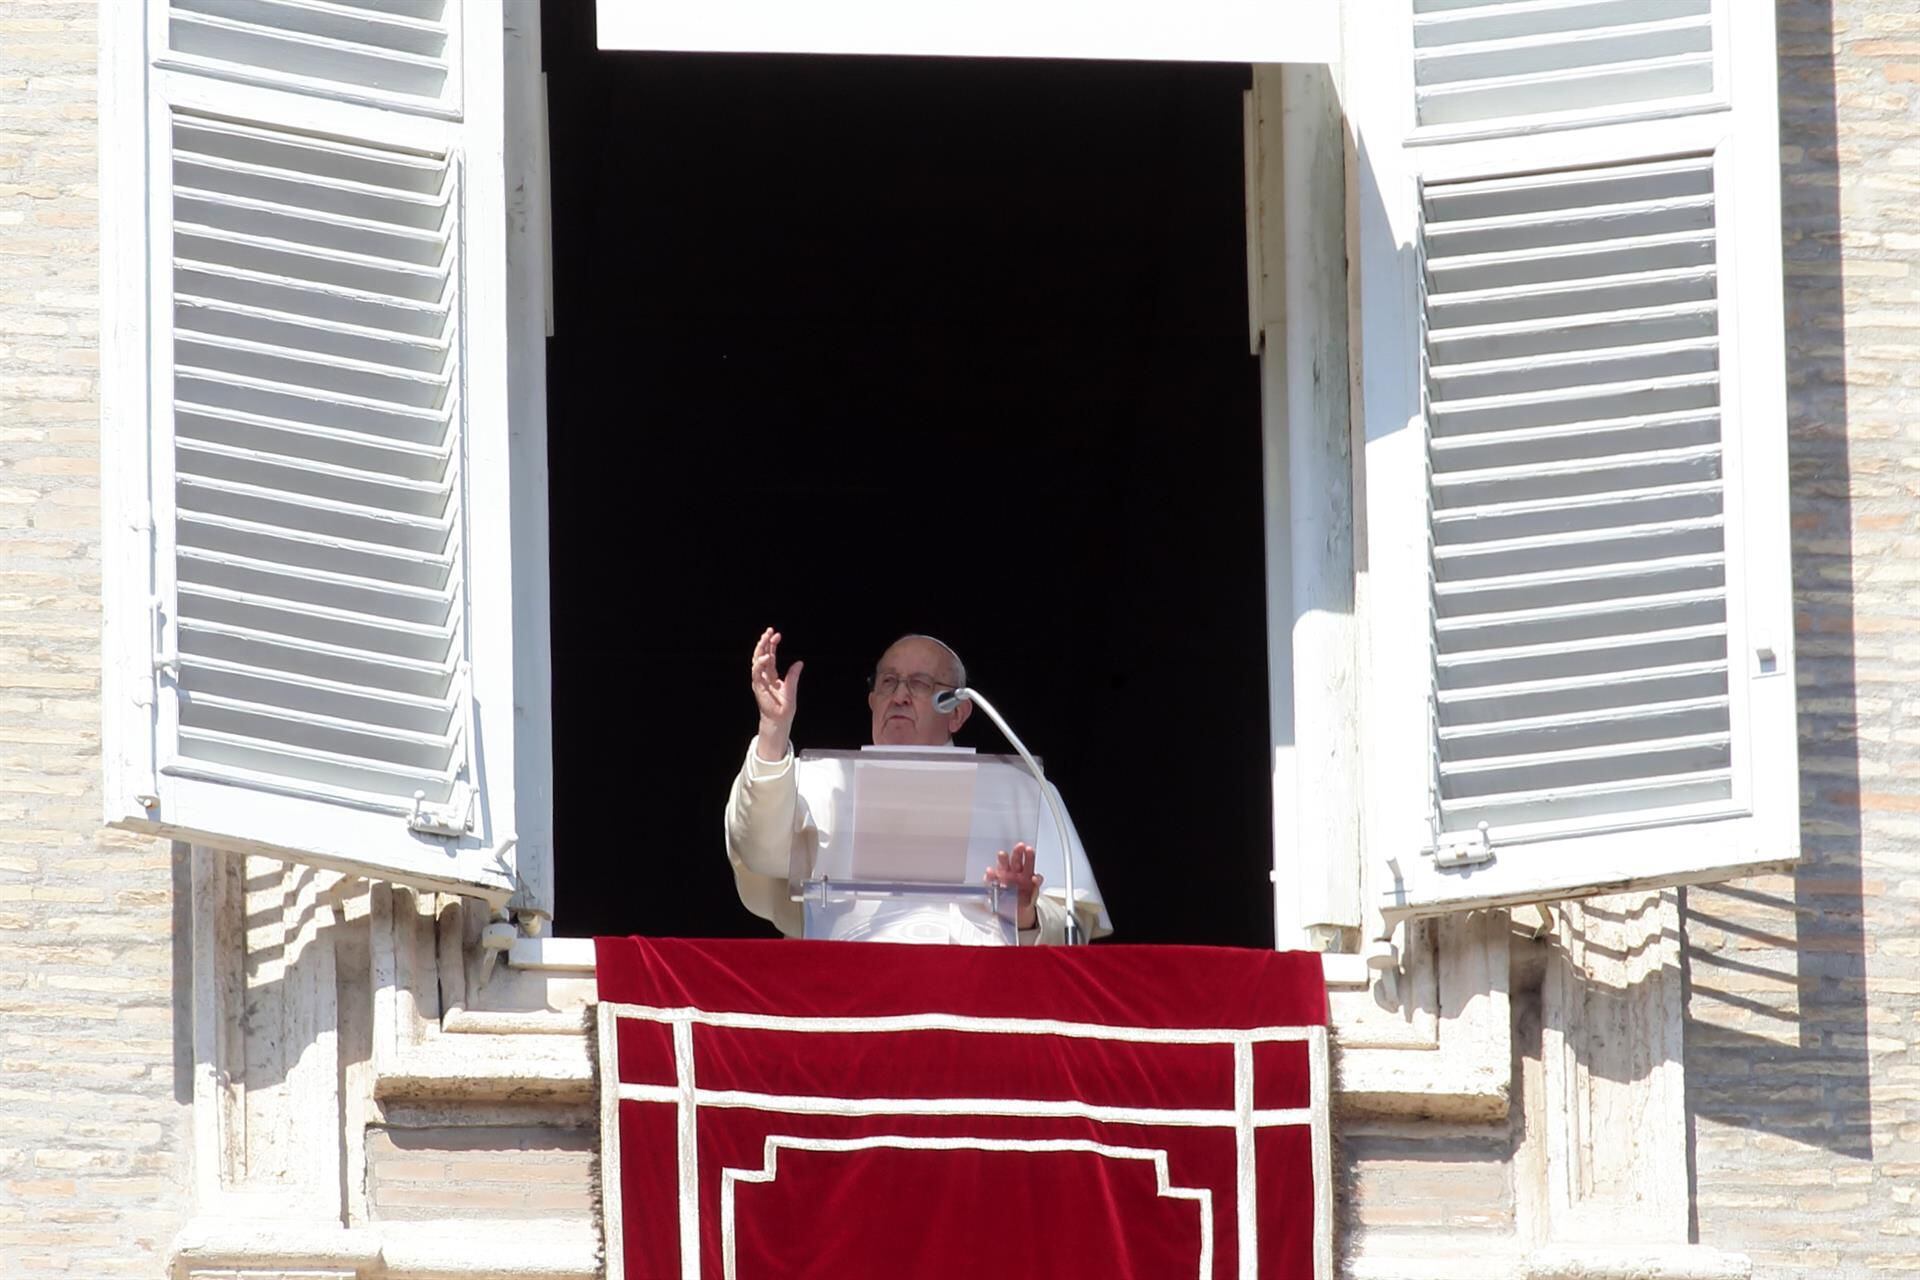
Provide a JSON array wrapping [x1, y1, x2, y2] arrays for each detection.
[[751, 627, 804, 761], [984, 841, 1043, 931]]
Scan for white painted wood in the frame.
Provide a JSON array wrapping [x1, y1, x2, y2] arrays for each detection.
[[156, 65, 457, 152], [457, 1, 523, 893], [1252, 70, 1303, 950], [1257, 54, 1366, 949], [100, 0, 160, 828], [1409, 0, 1725, 140], [103, 1, 528, 902], [1282, 61, 1362, 938], [157, 0, 464, 118], [503, 3, 556, 923], [1350, 0, 1797, 920], [1350, 0, 1436, 936], [596, 0, 1341, 63]]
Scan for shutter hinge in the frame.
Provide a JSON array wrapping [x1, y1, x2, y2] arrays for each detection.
[[409, 783, 474, 838], [1431, 821, 1495, 870]]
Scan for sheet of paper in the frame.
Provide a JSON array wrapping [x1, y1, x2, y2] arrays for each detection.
[[849, 759, 977, 883]]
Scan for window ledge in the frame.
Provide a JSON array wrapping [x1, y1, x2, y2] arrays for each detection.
[[170, 1216, 599, 1279], [510, 935, 596, 971], [1522, 1246, 1751, 1280], [514, 937, 1379, 985], [374, 1032, 594, 1102]]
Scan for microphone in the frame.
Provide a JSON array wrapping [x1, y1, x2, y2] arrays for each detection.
[[937, 686, 1082, 945]]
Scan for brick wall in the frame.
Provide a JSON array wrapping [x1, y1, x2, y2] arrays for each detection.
[[0, 5, 186, 1277], [365, 1124, 595, 1221], [1685, 2, 1920, 1276]]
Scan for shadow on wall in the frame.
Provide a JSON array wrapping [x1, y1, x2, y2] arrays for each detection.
[[1682, 0, 1872, 1173]]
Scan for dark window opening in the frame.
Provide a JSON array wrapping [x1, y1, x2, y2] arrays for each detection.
[[542, 8, 1273, 946]]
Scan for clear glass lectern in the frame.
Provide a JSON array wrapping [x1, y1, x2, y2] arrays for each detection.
[[792, 747, 1044, 945]]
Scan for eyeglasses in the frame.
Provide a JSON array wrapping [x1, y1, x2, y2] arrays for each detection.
[[867, 672, 955, 700]]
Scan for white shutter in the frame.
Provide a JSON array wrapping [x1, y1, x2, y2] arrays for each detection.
[[1350, 0, 1798, 918], [103, 1, 528, 901], [164, 0, 462, 114], [1412, 0, 1718, 132]]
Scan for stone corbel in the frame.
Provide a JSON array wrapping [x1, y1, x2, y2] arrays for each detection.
[[1331, 909, 1514, 1120], [1522, 891, 1749, 1280], [368, 887, 592, 1101]]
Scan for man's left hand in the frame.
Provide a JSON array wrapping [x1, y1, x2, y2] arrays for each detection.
[[985, 842, 1044, 931]]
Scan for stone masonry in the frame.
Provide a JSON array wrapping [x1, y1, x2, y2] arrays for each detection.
[[0, 4, 187, 1277], [1684, 2, 1920, 1276], [0, 1, 1915, 1277]]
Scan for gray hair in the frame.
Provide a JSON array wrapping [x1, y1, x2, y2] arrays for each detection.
[[889, 633, 967, 689]]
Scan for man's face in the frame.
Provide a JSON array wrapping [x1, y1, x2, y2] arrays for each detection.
[[868, 637, 970, 746]]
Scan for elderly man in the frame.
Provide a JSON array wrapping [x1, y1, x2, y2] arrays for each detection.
[[725, 628, 1108, 944]]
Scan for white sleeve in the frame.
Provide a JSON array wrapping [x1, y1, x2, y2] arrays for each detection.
[[723, 741, 808, 935], [1025, 892, 1106, 946]]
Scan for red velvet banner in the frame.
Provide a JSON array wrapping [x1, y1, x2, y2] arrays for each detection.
[[595, 938, 1330, 1280]]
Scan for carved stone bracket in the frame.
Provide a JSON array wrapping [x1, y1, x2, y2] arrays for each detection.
[[1332, 909, 1514, 1120], [1524, 891, 1749, 1280], [173, 850, 599, 1280]]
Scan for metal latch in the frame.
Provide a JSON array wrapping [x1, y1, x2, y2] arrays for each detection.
[[1432, 821, 1494, 869], [409, 784, 474, 837], [150, 597, 178, 681]]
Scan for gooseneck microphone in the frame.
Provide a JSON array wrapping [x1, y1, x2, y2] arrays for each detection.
[[934, 687, 1083, 945]]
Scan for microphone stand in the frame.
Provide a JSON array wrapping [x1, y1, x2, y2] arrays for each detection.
[[937, 687, 1082, 946]]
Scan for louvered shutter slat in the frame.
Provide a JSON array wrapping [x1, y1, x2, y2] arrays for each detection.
[[1436, 659, 1731, 725], [168, 0, 452, 106], [177, 513, 453, 590], [176, 726, 459, 800], [176, 336, 452, 406], [1439, 771, 1734, 828], [1437, 622, 1728, 686], [1412, 0, 1714, 128], [174, 265, 448, 336], [177, 430, 454, 496], [178, 550, 455, 626], [1421, 154, 1738, 836], [162, 104, 477, 825], [184, 690, 459, 765], [175, 477, 454, 553], [178, 372, 451, 443], [176, 405, 453, 476], [177, 298, 452, 370], [177, 622, 457, 700], [179, 0, 449, 55], [180, 655, 455, 729], [178, 587, 456, 664]]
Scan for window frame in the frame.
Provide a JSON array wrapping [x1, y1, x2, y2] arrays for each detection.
[[1347, 0, 1799, 923]]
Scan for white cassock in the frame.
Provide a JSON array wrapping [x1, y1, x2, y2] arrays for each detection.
[[724, 741, 1113, 945]]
